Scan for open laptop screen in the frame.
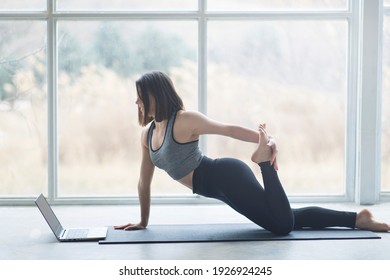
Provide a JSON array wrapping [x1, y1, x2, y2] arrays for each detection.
[[35, 194, 64, 238]]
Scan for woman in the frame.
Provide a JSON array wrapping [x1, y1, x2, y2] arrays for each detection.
[[115, 71, 390, 234]]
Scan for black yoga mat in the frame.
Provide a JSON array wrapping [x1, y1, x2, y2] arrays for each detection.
[[99, 223, 380, 244]]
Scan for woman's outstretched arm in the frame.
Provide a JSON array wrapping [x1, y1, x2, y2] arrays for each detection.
[[176, 111, 278, 169], [179, 110, 260, 143], [115, 127, 155, 230]]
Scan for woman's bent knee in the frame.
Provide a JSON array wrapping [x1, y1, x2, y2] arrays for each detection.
[[266, 217, 294, 235]]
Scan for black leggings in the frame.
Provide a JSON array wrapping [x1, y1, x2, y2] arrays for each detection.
[[192, 156, 357, 235]]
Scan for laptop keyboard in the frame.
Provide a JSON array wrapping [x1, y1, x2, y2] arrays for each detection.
[[65, 229, 89, 239]]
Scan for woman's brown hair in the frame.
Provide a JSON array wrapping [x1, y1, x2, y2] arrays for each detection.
[[136, 71, 184, 126]]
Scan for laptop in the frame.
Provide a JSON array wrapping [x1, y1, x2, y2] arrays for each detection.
[[35, 193, 107, 242]]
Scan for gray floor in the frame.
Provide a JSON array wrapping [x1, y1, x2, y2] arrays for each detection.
[[1, 202, 390, 260]]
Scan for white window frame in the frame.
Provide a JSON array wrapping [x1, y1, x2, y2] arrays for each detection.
[[0, 0, 387, 205]]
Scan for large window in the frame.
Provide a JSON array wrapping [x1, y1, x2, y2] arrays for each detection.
[[0, 0, 387, 203]]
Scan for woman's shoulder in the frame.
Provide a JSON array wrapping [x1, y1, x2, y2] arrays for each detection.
[[174, 110, 203, 141], [176, 110, 204, 121], [176, 110, 211, 129]]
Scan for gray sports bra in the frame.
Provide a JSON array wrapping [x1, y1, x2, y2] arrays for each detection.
[[147, 111, 203, 180]]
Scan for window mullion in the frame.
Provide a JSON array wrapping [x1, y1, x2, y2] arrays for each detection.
[[355, 0, 383, 204], [47, 0, 58, 202]]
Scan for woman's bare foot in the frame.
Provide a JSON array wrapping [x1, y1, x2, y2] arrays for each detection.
[[251, 128, 272, 164], [355, 209, 390, 232]]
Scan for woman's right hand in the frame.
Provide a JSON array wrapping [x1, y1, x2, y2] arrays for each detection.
[[114, 222, 146, 231]]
